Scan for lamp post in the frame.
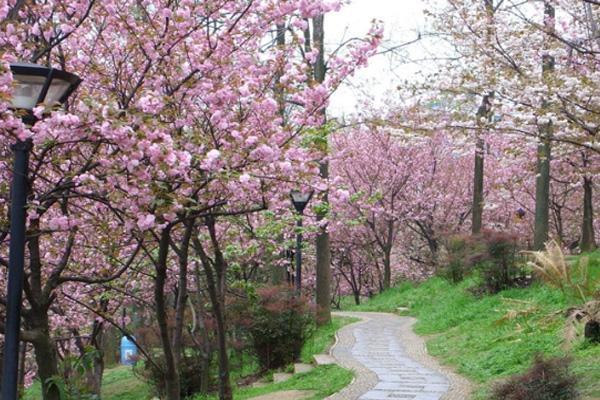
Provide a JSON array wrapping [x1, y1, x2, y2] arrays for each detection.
[[290, 190, 313, 291], [2, 62, 81, 400]]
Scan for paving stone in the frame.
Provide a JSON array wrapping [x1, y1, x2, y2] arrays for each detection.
[[313, 354, 337, 365], [273, 372, 293, 383], [248, 390, 316, 400], [294, 363, 314, 374]]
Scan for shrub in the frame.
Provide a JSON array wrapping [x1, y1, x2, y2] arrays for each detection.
[[440, 234, 486, 283], [134, 351, 211, 399], [476, 230, 525, 293], [44, 347, 103, 400], [440, 231, 525, 292], [491, 355, 579, 400], [246, 286, 314, 370]]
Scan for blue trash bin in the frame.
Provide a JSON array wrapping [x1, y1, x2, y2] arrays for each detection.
[[120, 336, 137, 365]]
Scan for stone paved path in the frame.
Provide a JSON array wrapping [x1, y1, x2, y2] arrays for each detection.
[[327, 312, 472, 400]]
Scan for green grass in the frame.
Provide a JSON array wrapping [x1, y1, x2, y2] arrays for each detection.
[[343, 251, 600, 399], [300, 316, 359, 363], [194, 365, 353, 400], [23, 365, 149, 400]]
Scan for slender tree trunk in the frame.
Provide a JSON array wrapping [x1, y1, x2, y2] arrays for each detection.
[[382, 219, 395, 290], [154, 227, 181, 400], [313, 13, 332, 326], [383, 246, 392, 290], [30, 313, 60, 400], [271, 22, 289, 286], [472, 133, 485, 235], [192, 272, 212, 394], [26, 228, 60, 400], [173, 222, 193, 367], [78, 305, 107, 397], [473, 1, 495, 234], [534, 137, 552, 250], [533, 1, 555, 250], [195, 219, 233, 400], [18, 342, 26, 395], [581, 175, 597, 252]]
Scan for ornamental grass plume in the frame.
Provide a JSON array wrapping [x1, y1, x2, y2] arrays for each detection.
[[524, 240, 597, 303], [525, 240, 571, 293]]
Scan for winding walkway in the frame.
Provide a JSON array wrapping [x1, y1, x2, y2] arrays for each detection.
[[327, 312, 472, 400]]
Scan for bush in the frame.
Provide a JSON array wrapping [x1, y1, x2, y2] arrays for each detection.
[[491, 355, 579, 400], [478, 231, 524, 293], [440, 234, 486, 283], [440, 231, 525, 292], [246, 286, 314, 370], [134, 351, 211, 399]]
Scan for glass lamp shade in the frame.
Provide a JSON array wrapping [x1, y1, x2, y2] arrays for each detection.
[[9, 62, 81, 111], [290, 190, 313, 213]]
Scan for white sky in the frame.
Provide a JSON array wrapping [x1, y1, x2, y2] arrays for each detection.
[[327, 0, 437, 117]]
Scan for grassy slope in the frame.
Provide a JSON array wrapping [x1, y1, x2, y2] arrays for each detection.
[[345, 252, 600, 399], [25, 316, 356, 400]]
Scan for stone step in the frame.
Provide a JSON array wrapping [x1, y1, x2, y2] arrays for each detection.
[[313, 354, 337, 365], [273, 372, 293, 383], [294, 363, 314, 374]]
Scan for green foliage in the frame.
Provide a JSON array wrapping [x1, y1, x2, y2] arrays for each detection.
[[40, 347, 103, 400], [246, 286, 314, 370], [490, 355, 579, 400], [440, 231, 525, 291], [440, 234, 484, 283], [300, 123, 334, 152], [312, 201, 330, 218], [134, 351, 210, 399], [478, 231, 524, 294], [343, 252, 600, 398]]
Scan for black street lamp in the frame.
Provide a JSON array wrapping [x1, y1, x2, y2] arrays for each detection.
[[290, 190, 313, 291], [2, 62, 81, 400]]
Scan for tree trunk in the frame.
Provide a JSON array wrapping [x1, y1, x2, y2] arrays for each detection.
[[383, 245, 392, 290], [78, 312, 107, 397], [534, 137, 552, 250], [581, 175, 597, 252], [313, 13, 332, 326], [473, 1, 495, 234], [173, 222, 193, 367], [272, 23, 289, 287], [191, 277, 212, 395], [30, 313, 60, 400], [195, 218, 233, 400], [472, 133, 485, 235], [154, 227, 181, 400], [83, 338, 104, 397], [533, 1, 555, 251], [353, 291, 361, 306]]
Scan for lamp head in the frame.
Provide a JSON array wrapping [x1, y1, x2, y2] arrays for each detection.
[[9, 62, 81, 116], [290, 190, 313, 214]]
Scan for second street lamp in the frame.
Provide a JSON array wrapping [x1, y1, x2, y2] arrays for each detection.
[[290, 190, 313, 291], [1, 62, 81, 400]]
